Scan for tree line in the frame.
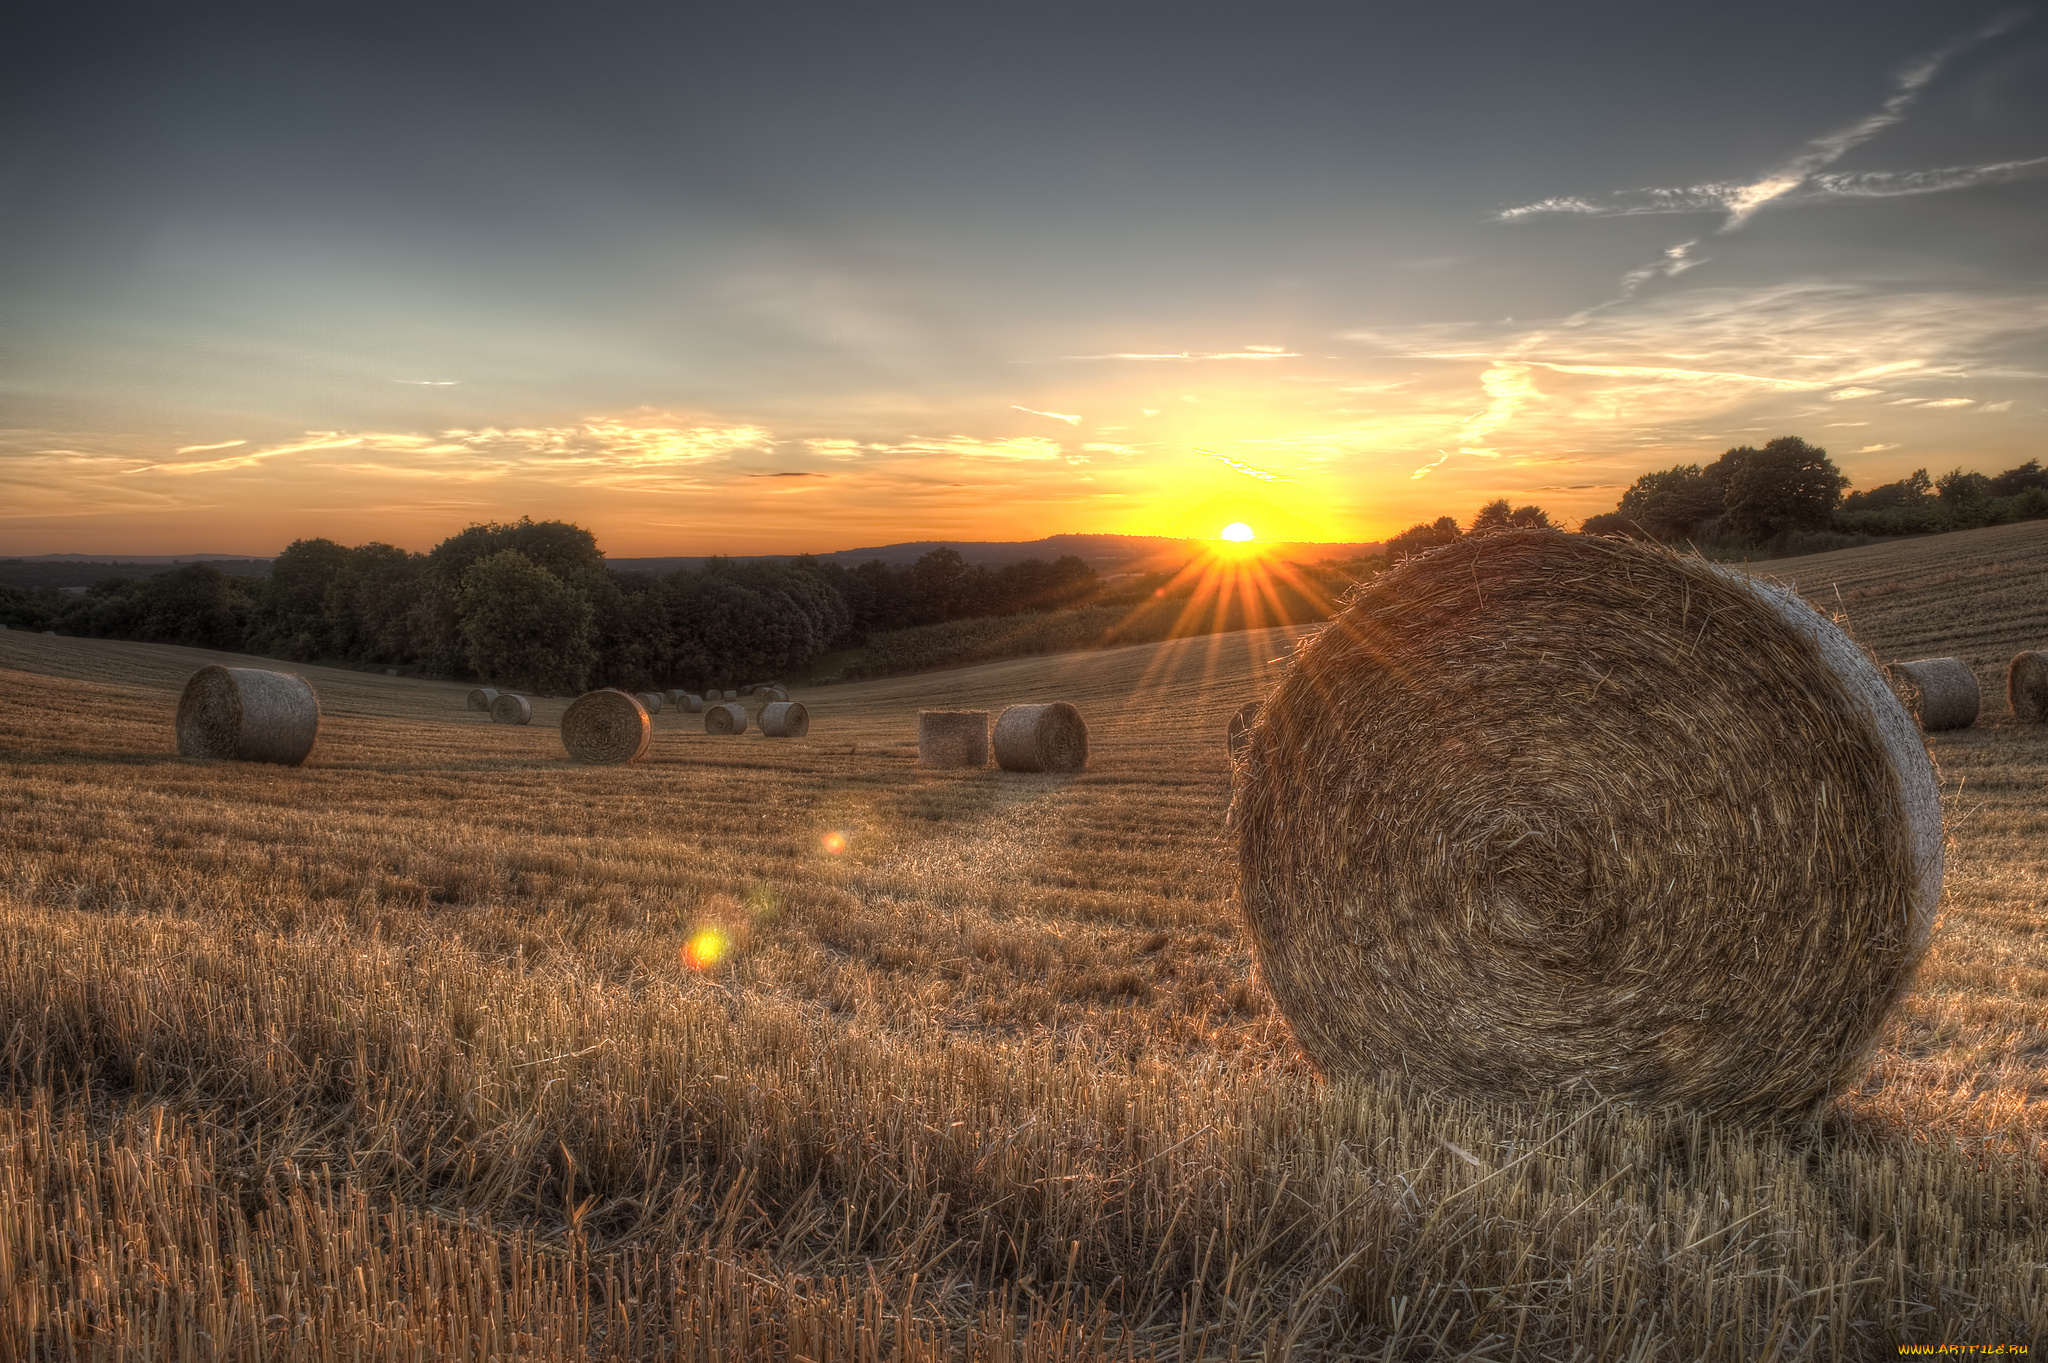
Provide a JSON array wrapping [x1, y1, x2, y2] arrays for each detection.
[[0, 519, 1103, 694], [1382, 436, 2048, 562]]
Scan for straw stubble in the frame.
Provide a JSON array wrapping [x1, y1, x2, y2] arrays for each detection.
[[918, 711, 988, 768]]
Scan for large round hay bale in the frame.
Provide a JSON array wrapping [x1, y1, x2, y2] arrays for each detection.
[[1233, 531, 1943, 1119], [490, 693, 532, 725], [1226, 699, 1261, 760], [919, 711, 989, 768], [1885, 657, 1979, 731], [993, 702, 1088, 773], [759, 701, 809, 737], [560, 689, 651, 764], [2007, 651, 2048, 723], [466, 687, 500, 711], [176, 665, 321, 766], [704, 701, 749, 735]]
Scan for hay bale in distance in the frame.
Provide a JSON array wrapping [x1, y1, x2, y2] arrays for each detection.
[[1233, 530, 1943, 1120], [677, 693, 704, 713], [1226, 699, 1261, 760], [764, 686, 790, 703], [993, 702, 1088, 773], [704, 701, 749, 735], [2008, 651, 2048, 723], [704, 689, 724, 703], [1885, 657, 1979, 731], [176, 665, 321, 765], [919, 711, 989, 768], [466, 687, 500, 711], [490, 693, 532, 725], [634, 691, 665, 715], [560, 689, 651, 764], [759, 701, 809, 737]]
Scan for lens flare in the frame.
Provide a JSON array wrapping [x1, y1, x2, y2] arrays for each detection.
[[1221, 522, 1255, 542], [682, 927, 729, 971], [820, 830, 848, 855]]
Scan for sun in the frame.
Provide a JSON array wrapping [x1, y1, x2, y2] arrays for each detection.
[[1221, 522, 1255, 542]]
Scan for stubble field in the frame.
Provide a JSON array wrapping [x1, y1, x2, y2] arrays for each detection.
[[2, 522, 2046, 1359]]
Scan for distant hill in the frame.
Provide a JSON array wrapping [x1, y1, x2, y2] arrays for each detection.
[[0, 558, 273, 591], [1, 534, 1384, 591], [609, 533, 1383, 577]]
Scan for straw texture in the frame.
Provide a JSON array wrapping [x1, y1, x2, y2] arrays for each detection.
[[993, 702, 1089, 773], [1232, 530, 1943, 1119], [1226, 700, 1261, 761], [677, 693, 704, 713], [175, 666, 321, 766], [759, 701, 810, 737], [918, 711, 989, 769], [634, 692, 665, 715], [704, 702, 749, 736], [489, 693, 532, 725], [466, 687, 500, 712], [2008, 651, 2048, 723], [559, 690, 651, 764], [1885, 657, 1980, 731]]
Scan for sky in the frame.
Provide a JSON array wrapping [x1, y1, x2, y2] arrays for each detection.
[[3, 1, 2044, 557]]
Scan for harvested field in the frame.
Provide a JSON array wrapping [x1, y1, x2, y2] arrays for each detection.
[[1, 525, 2046, 1357]]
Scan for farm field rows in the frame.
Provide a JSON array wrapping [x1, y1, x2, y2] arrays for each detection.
[[2, 524, 2045, 1358]]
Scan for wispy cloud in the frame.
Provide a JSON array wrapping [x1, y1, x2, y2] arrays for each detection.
[[1497, 13, 2034, 231], [1063, 348, 1300, 361], [1411, 450, 1453, 479], [394, 379, 459, 386], [1011, 405, 1082, 424], [138, 433, 365, 475], [1200, 450, 1297, 482], [173, 440, 247, 455]]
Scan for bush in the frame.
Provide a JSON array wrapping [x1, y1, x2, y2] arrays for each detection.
[[459, 551, 595, 694]]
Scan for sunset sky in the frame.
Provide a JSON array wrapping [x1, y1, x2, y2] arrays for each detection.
[[4, 2, 2044, 556]]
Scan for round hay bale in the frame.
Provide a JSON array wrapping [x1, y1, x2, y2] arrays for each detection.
[[678, 692, 704, 713], [490, 692, 532, 725], [1233, 531, 1943, 1119], [176, 665, 321, 765], [765, 686, 790, 703], [1885, 657, 1979, 731], [2007, 651, 2048, 723], [760, 701, 809, 737], [1226, 699, 1261, 760], [919, 711, 989, 768], [705, 689, 724, 703], [704, 701, 749, 735], [466, 687, 500, 711], [635, 691, 665, 715], [993, 702, 1088, 773], [560, 689, 651, 764]]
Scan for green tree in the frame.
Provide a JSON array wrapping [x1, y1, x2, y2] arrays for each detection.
[[1469, 499, 1513, 534], [1508, 504, 1552, 529], [1717, 436, 1846, 543], [1617, 464, 1724, 541], [1936, 467, 1993, 504], [133, 563, 256, 650], [251, 538, 352, 658], [1384, 516, 1464, 563], [1843, 468, 1932, 512], [1988, 460, 2048, 498], [458, 550, 594, 695]]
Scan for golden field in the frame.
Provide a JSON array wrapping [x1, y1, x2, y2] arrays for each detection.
[[2, 522, 2046, 1359]]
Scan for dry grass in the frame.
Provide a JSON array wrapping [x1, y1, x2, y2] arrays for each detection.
[[1, 535, 2045, 1357]]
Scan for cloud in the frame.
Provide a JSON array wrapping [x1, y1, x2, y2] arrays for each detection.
[[1527, 360, 1815, 389], [173, 440, 247, 455], [1011, 405, 1082, 424], [1829, 387, 1886, 400], [1411, 449, 1453, 479], [138, 432, 365, 475], [1063, 349, 1300, 361], [394, 379, 459, 386], [1857, 444, 1901, 452], [1984, 400, 2015, 412], [1200, 451, 1297, 482], [1919, 397, 1976, 407], [748, 471, 826, 478], [1496, 14, 2031, 231]]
